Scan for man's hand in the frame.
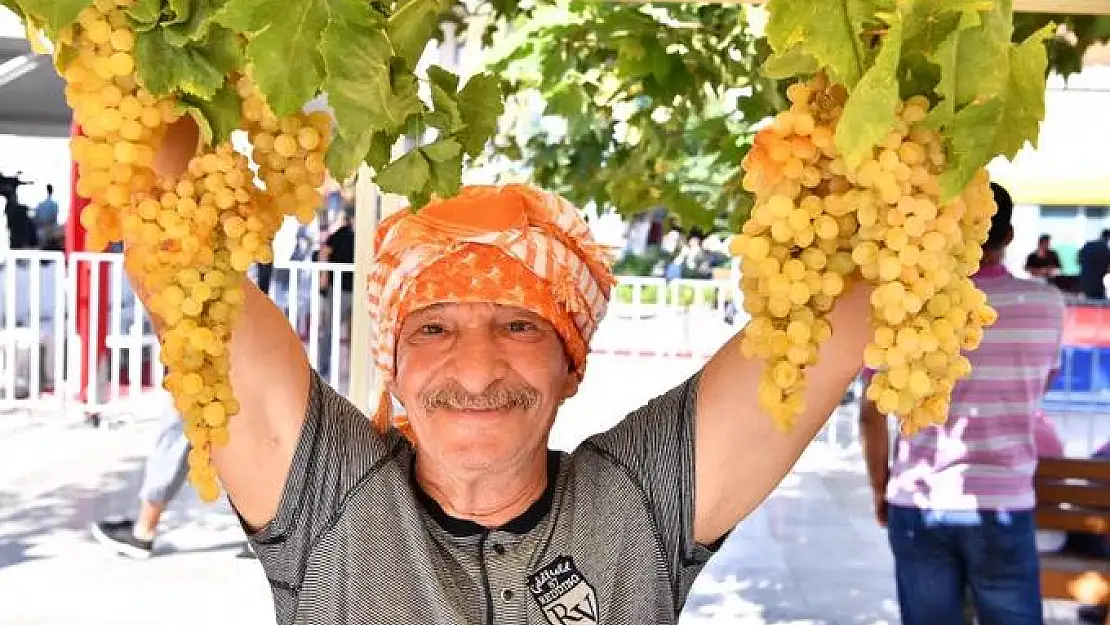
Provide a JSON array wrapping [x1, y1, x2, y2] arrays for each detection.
[[873, 491, 888, 528], [152, 115, 201, 180], [858, 394, 892, 531], [692, 281, 873, 544]]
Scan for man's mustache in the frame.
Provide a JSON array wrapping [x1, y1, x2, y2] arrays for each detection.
[[420, 380, 540, 412]]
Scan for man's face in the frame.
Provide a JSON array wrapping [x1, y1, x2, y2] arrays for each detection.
[[391, 302, 580, 473]]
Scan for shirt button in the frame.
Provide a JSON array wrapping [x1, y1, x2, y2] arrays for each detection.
[[492, 543, 506, 555], [501, 588, 514, 602]]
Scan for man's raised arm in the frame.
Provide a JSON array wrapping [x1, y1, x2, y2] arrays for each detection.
[[692, 283, 872, 543], [216, 281, 312, 529]]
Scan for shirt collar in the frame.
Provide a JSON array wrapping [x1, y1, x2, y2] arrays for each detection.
[[411, 450, 562, 538]]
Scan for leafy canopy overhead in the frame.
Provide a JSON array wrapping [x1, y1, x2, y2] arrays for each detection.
[[8, 0, 506, 209], [4, 0, 1104, 219], [482, 0, 1101, 232], [486, 2, 779, 233]]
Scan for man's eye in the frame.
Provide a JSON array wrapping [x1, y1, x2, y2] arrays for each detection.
[[508, 320, 538, 333], [419, 323, 445, 335]]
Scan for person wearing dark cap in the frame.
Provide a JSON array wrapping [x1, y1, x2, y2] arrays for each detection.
[[1079, 230, 1110, 300], [860, 182, 1066, 625]]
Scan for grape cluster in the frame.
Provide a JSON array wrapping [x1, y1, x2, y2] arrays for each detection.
[[732, 74, 998, 434], [122, 145, 268, 499], [52, 1, 332, 500], [238, 76, 330, 226]]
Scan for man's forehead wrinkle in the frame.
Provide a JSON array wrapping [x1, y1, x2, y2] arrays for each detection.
[[407, 302, 548, 320]]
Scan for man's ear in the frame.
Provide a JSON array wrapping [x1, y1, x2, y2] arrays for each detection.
[[561, 371, 582, 402]]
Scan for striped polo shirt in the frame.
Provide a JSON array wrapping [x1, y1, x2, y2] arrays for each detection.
[[885, 263, 1065, 511], [245, 372, 720, 625]]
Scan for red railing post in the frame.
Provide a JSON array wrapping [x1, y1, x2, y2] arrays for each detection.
[[64, 123, 110, 406]]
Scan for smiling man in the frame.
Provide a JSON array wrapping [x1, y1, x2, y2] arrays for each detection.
[[139, 143, 872, 623]]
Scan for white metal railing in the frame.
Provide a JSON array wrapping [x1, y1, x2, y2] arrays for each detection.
[[0, 250, 66, 410]]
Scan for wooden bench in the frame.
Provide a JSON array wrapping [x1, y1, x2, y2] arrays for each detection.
[[1035, 457, 1110, 624]]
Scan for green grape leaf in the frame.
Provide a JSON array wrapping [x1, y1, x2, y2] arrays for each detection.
[[544, 82, 587, 119], [199, 25, 243, 74], [761, 45, 819, 80], [953, 3, 1012, 107], [925, 6, 992, 128], [835, 18, 902, 168], [213, 0, 325, 115], [936, 99, 1000, 199], [134, 28, 224, 99], [126, 0, 161, 26], [376, 148, 431, 199], [455, 73, 503, 157], [765, 0, 876, 88], [325, 129, 376, 181], [938, 25, 1052, 200], [126, 0, 162, 31], [53, 41, 79, 72], [427, 64, 458, 92], [179, 80, 242, 145], [426, 66, 464, 133], [321, 0, 422, 149], [427, 153, 462, 200], [164, 0, 228, 43], [902, 0, 991, 54], [166, 0, 192, 25], [897, 52, 941, 99], [992, 24, 1052, 157], [422, 137, 462, 162], [365, 131, 398, 171], [386, 0, 450, 68], [16, 0, 93, 36], [210, 0, 266, 32]]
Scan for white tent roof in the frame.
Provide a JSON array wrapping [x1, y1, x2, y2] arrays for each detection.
[[0, 9, 70, 137]]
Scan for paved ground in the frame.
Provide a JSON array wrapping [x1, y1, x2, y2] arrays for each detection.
[[0, 347, 1090, 625]]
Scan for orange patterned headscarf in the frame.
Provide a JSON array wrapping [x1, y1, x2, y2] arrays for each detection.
[[367, 184, 616, 434]]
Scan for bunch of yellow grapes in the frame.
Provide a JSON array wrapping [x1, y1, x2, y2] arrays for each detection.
[[60, 0, 180, 251], [52, 0, 331, 500], [238, 76, 331, 226], [732, 73, 998, 435]]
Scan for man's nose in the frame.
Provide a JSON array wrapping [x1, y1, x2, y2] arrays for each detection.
[[446, 328, 507, 393]]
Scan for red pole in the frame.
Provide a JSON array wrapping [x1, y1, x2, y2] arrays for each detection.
[[65, 123, 110, 405]]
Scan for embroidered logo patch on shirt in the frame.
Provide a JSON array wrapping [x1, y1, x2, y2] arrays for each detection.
[[527, 555, 599, 625]]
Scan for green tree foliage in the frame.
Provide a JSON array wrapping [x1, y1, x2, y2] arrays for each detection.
[[485, 2, 779, 233], [481, 1, 1106, 232]]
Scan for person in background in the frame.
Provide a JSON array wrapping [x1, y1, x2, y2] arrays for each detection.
[[316, 205, 354, 380], [1078, 230, 1110, 300], [91, 393, 254, 560], [33, 183, 62, 248], [0, 175, 38, 250], [255, 262, 274, 295], [1025, 234, 1062, 280], [860, 182, 1065, 625]]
